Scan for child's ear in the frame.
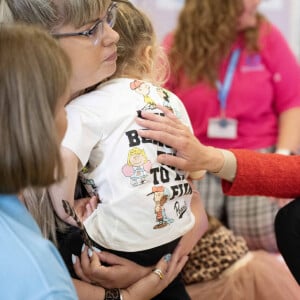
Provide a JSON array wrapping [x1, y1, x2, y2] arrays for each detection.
[[143, 45, 153, 62], [140, 45, 153, 74]]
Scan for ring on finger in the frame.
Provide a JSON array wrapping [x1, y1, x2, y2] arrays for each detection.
[[153, 268, 164, 280]]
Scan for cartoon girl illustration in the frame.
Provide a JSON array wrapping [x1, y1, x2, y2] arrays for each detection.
[[122, 147, 152, 186], [147, 186, 174, 229], [130, 79, 156, 110]]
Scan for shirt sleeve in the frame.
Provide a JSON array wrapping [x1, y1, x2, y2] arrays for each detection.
[[62, 102, 103, 169], [261, 22, 300, 113], [222, 149, 300, 198]]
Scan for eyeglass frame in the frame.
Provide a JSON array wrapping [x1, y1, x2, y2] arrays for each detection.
[[52, 2, 118, 41]]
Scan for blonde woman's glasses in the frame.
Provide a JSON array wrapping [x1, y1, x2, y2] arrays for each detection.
[[52, 2, 117, 45]]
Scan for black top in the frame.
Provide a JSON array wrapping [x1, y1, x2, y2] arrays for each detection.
[[275, 198, 300, 285]]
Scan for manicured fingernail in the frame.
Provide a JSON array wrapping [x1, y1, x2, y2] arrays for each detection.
[[71, 254, 77, 264], [81, 244, 85, 253], [164, 254, 172, 262], [92, 246, 101, 253], [88, 248, 93, 258]]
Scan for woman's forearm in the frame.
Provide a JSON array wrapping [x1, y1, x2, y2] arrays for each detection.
[[210, 149, 237, 182], [277, 107, 300, 152], [73, 279, 105, 300]]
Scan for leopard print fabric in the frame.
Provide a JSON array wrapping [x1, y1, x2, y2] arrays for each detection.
[[182, 218, 249, 285]]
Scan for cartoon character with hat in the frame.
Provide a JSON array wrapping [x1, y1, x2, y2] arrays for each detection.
[[147, 186, 174, 229]]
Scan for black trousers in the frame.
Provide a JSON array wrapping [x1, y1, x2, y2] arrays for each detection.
[[58, 227, 190, 300], [275, 197, 300, 285]]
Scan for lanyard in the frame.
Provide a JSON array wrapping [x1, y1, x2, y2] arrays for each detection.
[[216, 48, 241, 116]]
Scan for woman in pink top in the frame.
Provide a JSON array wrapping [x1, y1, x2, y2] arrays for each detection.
[[162, 0, 300, 252]]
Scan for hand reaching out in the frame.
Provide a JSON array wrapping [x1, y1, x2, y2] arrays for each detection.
[[136, 104, 223, 173]]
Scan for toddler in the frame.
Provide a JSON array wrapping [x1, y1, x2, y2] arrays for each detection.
[[52, 1, 206, 299]]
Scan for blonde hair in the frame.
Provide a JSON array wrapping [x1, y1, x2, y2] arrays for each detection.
[[127, 147, 147, 166], [169, 0, 265, 86], [22, 178, 88, 245], [2, 0, 112, 31], [22, 188, 68, 246], [0, 24, 71, 193], [112, 1, 169, 85]]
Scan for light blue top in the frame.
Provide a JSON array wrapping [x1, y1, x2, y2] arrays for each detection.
[[0, 194, 78, 300]]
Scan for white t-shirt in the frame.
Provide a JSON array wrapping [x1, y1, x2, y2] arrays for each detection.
[[63, 78, 195, 251]]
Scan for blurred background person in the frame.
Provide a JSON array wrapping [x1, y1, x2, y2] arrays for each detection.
[[162, 0, 300, 252]]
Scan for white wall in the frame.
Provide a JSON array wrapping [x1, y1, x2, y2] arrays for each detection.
[[131, 0, 300, 59], [259, 0, 300, 58]]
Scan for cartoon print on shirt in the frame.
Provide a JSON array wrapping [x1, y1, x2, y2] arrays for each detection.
[[147, 186, 174, 229], [156, 87, 181, 118], [130, 80, 156, 110], [174, 200, 188, 219], [78, 170, 98, 197], [156, 87, 173, 111], [122, 147, 152, 186]]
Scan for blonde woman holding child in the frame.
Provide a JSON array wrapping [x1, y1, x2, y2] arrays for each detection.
[[50, 1, 207, 299]]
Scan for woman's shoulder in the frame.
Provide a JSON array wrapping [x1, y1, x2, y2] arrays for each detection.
[[0, 202, 77, 298], [258, 18, 286, 46]]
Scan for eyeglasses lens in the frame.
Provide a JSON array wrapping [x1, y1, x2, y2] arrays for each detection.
[[92, 4, 117, 45]]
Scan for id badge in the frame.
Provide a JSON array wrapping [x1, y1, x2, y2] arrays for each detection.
[[207, 118, 238, 139]]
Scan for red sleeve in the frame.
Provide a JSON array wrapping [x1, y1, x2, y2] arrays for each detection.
[[222, 149, 300, 198]]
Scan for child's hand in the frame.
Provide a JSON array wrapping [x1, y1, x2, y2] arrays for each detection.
[[74, 195, 99, 221]]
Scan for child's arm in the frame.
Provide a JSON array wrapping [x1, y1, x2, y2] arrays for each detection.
[[176, 183, 208, 258], [49, 146, 80, 225]]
